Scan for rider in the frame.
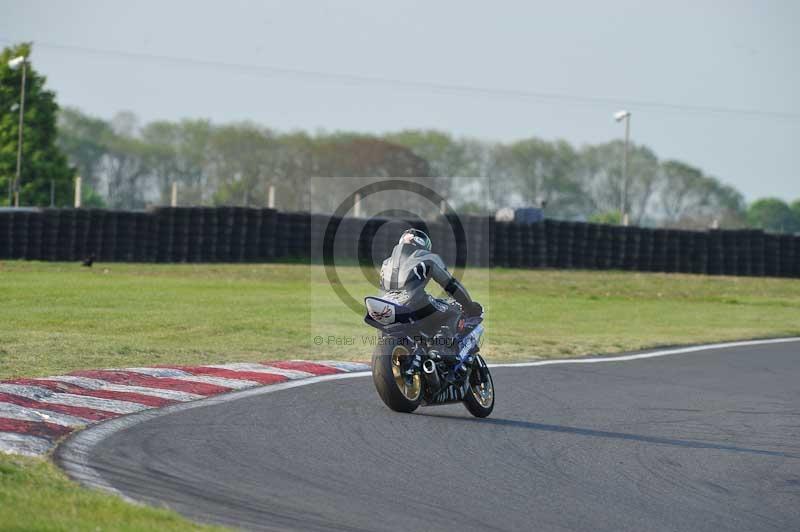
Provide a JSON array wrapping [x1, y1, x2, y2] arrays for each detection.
[[379, 228, 483, 334]]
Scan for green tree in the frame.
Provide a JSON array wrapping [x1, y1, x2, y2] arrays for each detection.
[[791, 199, 800, 225], [79, 182, 106, 207], [57, 107, 114, 192], [578, 141, 660, 224], [383, 130, 479, 206], [309, 133, 433, 215], [1, 43, 73, 206], [101, 115, 150, 209], [383, 130, 468, 177], [656, 160, 747, 228], [588, 211, 622, 225], [207, 123, 280, 207], [747, 198, 799, 233], [492, 138, 586, 219], [141, 119, 211, 205], [658, 160, 706, 222]]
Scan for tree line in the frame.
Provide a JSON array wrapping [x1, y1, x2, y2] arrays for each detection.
[[55, 107, 756, 229], [2, 43, 798, 233]]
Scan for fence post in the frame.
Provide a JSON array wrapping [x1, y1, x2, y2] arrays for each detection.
[[171, 182, 178, 207], [74, 176, 82, 208]]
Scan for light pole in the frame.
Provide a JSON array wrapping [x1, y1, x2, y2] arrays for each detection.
[[614, 110, 631, 225], [8, 56, 27, 208]]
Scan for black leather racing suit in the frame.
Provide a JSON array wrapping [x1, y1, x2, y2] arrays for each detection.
[[379, 243, 473, 333]]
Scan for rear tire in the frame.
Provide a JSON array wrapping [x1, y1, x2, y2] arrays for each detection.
[[372, 340, 422, 413], [463, 355, 494, 418]]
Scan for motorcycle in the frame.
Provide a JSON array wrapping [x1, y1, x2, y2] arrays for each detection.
[[364, 295, 494, 417]]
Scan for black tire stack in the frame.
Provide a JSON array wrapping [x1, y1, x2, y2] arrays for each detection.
[[735, 229, 752, 276], [607, 225, 623, 270], [506, 222, 523, 268], [638, 228, 654, 272], [532, 219, 547, 269], [230, 208, 248, 263], [542, 220, 557, 268], [55, 209, 73, 261], [199, 207, 217, 262], [571, 222, 588, 270], [677, 231, 693, 273], [114, 211, 136, 262], [25, 210, 42, 261], [721, 230, 740, 276], [11, 211, 29, 259], [186, 208, 205, 262], [650, 229, 667, 273], [274, 211, 290, 260], [166, 207, 188, 262], [750, 230, 765, 276], [518, 223, 535, 268], [556, 221, 574, 269], [282, 212, 310, 262], [583, 223, 599, 269], [358, 218, 381, 266], [326, 214, 347, 264], [154, 208, 173, 262], [444, 214, 466, 269], [41, 209, 61, 261], [664, 230, 681, 273], [764, 232, 780, 277], [259, 208, 277, 261], [464, 216, 491, 267], [215, 207, 234, 262], [493, 221, 508, 268], [778, 234, 796, 278], [691, 231, 708, 274], [74, 209, 91, 261], [706, 230, 722, 275], [599, 224, 616, 270], [243, 208, 262, 262], [0, 212, 9, 259], [2, 208, 800, 279]]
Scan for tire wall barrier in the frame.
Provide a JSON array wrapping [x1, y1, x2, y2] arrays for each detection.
[[0, 208, 798, 278]]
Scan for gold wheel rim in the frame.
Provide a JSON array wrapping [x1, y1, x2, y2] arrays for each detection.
[[391, 346, 421, 401], [471, 369, 494, 408]]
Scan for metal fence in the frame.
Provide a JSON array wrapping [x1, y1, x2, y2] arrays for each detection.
[[0, 208, 798, 278]]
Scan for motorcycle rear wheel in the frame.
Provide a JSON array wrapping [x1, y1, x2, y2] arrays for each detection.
[[372, 341, 422, 413], [463, 354, 494, 418]]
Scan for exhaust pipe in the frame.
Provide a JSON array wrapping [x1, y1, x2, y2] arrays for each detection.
[[422, 359, 441, 394]]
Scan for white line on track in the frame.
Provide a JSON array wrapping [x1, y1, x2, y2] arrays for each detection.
[[315, 361, 372, 372], [249, 366, 316, 379], [489, 337, 800, 368]]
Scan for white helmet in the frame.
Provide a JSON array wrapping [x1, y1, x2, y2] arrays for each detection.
[[399, 228, 432, 250]]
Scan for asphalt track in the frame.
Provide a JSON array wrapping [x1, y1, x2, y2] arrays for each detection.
[[64, 341, 800, 531]]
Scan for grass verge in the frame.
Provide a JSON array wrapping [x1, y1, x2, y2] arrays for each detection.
[[1, 261, 798, 378], [0, 453, 223, 531]]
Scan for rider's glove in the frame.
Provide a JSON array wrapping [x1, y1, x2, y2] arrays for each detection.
[[466, 301, 483, 317]]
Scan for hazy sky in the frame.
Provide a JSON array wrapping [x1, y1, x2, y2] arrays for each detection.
[[1, 0, 797, 202]]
